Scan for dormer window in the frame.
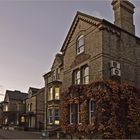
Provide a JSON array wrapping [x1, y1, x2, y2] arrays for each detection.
[[77, 35, 84, 55]]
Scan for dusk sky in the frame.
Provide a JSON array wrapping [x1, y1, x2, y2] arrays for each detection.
[[0, 0, 140, 101]]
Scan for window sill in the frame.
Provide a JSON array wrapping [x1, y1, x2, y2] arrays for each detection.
[[76, 51, 84, 56]]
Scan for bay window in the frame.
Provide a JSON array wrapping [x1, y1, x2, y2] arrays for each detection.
[[48, 87, 53, 101], [48, 109, 53, 124], [54, 109, 60, 125], [55, 87, 60, 100]]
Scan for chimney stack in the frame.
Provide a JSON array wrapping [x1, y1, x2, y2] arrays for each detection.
[[112, 0, 135, 34]]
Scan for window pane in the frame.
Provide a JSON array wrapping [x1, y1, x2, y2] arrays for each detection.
[[48, 87, 53, 100], [85, 67, 89, 76], [82, 66, 89, 84], [76, 70, 80, 85], [5, 105, 8, 111], [78, 37, 84, 47], [54, 109, 59, 125], [77, 71, 80, 79], [77, 35, 84, 54], [49, 109, 53, 116], [21, 116, 25, 122], [70, 104, 74, 124], [84, 76, 89, 84], [73, 70, 81, 85], [89, 101, 95, 124], [78, 104, 81, 124], [48, 109, 53, 124], [55, 88, 60, 100]]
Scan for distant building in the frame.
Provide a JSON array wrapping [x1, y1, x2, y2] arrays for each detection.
[[24, 87, 45, 130], [2, 90, 27, 127], [36, 87, 45, 130], [24, 87, 39, 130]]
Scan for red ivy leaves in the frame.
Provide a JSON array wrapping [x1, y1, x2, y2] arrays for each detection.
[[61, 80, 140, 138]]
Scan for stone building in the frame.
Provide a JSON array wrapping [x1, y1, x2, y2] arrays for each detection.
[[36, 87, 45, 130], [0, 102, 3, 126], [61, 0, 140, 91], [24, 87, 45, 130], [2, 90, 27, 127], [50, 0, 139, 138], [43, 53, 63, 137], [24, 87, 39, 129]]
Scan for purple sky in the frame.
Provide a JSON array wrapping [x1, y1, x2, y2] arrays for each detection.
[[0, 0, 140, 101]]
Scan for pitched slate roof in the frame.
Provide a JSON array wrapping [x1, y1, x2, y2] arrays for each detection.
[[33, 87, 45, 97], [60, 11, 102, 52], [60, 11, 140, 53], [29, 87, 40, 96], [51, 53, 63, 69], [5, 90, 28, 101]]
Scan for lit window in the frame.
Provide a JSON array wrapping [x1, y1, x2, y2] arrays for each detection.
[[28, 104, 30, 111], [48, 87, 53, 101], [55, 88, 60, 100], [48, 109, 53, 124], [89, 100, 95, 124], [73, 70, 80, 85], [5, 118, 8, 124], [70, 104, 74, 124], [77, 35, 84, 55], [82, 66, 89, 84], [21, 116, 25, 122], [5, 105, 8, 111], [78, 104, 81, 124], [54, 109, 60, 125]]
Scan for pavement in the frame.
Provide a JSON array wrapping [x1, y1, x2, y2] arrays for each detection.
[[0, 129, 42, 139]]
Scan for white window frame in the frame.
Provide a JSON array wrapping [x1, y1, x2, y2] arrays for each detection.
[[54, 109, 60, 125], [48, 109, 53, 124], [70, 104, 74, 124], [82, 66, 89, 84], [89, 100, 95, 124], [78, 104, 81, 124], [77, 35, 85, 55], [74, 70, 80, 85]]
